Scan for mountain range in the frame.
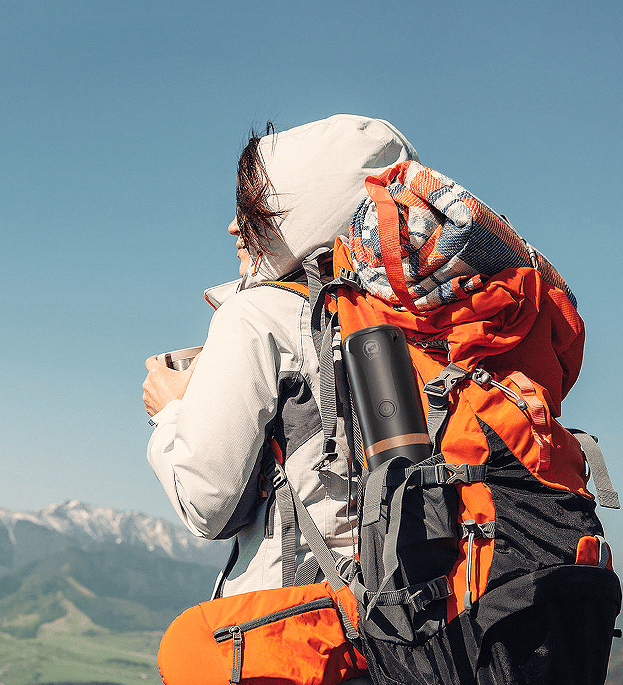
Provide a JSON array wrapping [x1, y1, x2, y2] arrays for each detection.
[[0, 501, 231, 684], [0, 500, 231, 574]]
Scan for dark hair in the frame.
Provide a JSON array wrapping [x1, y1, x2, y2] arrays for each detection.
[[236, 122, 286, 257]]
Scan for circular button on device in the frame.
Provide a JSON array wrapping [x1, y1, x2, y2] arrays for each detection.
[[378, 400, 397, 418]]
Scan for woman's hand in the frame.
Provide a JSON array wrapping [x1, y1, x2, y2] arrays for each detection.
[[142, 353, 200, 417]]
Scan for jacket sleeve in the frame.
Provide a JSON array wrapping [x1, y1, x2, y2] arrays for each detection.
[[147, 289, 302, 539]]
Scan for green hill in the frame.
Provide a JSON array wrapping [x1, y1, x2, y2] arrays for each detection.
[[0, 623, 163, 685], [0, 543, 218, 637], [0, 544, 220, 685]]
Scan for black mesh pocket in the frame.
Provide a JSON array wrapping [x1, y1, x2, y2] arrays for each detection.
[[358, 460, 459, 646], [359, 566, 621, 685]]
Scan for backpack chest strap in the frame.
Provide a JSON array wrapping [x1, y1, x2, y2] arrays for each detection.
[[362, 456, 487, 527]]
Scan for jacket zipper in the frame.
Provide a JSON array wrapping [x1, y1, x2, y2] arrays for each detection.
[[213, 596, 335, 683]]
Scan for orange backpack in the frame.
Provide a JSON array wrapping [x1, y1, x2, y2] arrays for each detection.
[[299, 160, 621, 684], [159, 159, 621, 685]]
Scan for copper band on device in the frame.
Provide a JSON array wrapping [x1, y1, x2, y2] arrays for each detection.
[[364, 433, 430, 459]]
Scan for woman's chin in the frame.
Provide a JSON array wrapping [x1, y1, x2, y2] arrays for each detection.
[[238, 251, 251, 276]]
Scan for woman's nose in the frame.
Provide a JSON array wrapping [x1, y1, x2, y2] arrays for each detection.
[[228, 219, 239, 236]]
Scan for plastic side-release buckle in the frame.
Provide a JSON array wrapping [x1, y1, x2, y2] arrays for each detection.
[[438, 463, 467, 484], [336, 555, 359, 583], [265, 459, 288, 489], [429, 575, 452, 601], [436, 463, 486, 485], [408, 576, 452, 612], [424, 364, 470, 402]]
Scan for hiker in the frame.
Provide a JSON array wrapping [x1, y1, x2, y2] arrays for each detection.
[[142, 114, 418, 599], [150, 116, 620, 685]]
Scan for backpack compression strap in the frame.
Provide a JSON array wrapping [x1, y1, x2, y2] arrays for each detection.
[[569, 430, 620, 509], [269, 459, 360, 642], [365, 173, 418, 313]]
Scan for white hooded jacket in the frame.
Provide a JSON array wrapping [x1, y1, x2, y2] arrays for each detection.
[[147, 115, 417, 596]]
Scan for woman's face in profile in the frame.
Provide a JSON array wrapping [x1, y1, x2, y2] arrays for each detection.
[[228, 218, 251, 277]]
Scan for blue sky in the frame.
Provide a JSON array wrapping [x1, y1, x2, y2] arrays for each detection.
[[1, 0, 622, 553]]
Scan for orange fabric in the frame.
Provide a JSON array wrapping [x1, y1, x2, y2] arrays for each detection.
[[334, 239, 584, 414], [575, 536, 614, 571], [333, 240, 589, 494], [446, 482, 496, 621], [576, 536, 601, 566], [257, 281, 311, 300], [276, 282, 311, 299], [158, 583, 367, 685], [270, 437, 284, 465], [508, 372, 552, 471], [259, 280, 336, 315]]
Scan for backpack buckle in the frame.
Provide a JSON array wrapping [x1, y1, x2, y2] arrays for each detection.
[[338, 267, 363, 290], [430, 575, 452, 601], [407, 576, 452, 612], [438, 463, 470, 484], [266, 460, 288, 489], [424, 364, 470, 398]]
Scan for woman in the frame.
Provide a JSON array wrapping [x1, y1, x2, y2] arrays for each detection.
[[142, 114, 418, 598]]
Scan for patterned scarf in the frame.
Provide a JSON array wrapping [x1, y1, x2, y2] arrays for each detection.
[[349, 160, 576, 311]]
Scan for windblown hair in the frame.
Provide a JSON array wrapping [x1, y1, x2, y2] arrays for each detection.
[[236, 122, 286, 257]]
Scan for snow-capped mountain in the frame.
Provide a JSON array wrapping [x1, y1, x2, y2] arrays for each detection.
[[0, 500, 230, 574]]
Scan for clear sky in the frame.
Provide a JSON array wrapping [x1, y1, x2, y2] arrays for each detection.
[[1, 1, 622, 550]]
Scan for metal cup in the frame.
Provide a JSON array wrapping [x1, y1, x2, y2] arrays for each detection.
[[156, 346, 203, 371]]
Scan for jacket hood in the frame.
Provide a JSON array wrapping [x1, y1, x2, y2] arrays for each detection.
[[239, 114, 418, 289]]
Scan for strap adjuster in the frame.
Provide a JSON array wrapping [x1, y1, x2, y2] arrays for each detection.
[[266, 461, 288, 489], [407, 576, 452, 612], [338, 267, 363, 290], [312, 442, 338, 471], [430, 575, 452, 601], [435, 462, 469, 484]]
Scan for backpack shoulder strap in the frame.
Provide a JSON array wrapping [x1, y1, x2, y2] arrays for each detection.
[[270, 458, 360, 641]]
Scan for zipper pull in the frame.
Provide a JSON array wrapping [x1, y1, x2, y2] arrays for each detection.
[[463, 519, 480, 611], [461, 519, 495, 610], [230, 626, 243, 684]]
